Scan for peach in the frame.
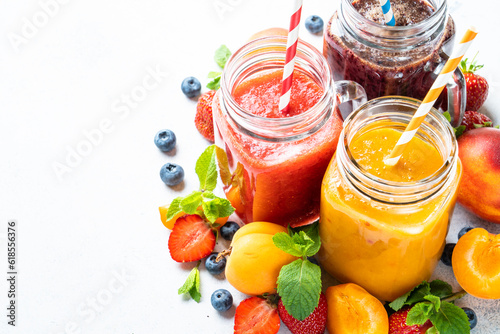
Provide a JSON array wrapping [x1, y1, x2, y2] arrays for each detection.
[[325, 283, 389, 334], [457, 127, 500, 223], [225, 222, 298, 295], [452, 228, 500, 299]]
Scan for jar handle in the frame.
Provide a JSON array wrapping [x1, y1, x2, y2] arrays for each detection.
[[334, 80, 368, 120], [444, 67, 466, 127]]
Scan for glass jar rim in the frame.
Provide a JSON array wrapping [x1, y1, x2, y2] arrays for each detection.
[[339, 96, 458, 203], [219, 36, 335, 142]]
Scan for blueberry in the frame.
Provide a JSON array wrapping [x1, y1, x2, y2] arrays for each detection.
[[205, 253, 226, 275], [305, 15, 324, 34], [154, 129, 176, 152], [211, 289, 233, 312], [160, 163, 184, 186], [440, 243, 456, 266], [307, 256, 319, 266], [458, 227, 473, 240], [462, 307, 477, 329], [220, 221, 240, 241], [181, 77, 201, 98]]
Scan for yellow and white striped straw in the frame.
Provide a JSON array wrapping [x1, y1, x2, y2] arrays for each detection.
[[384, 26, 478, 166]]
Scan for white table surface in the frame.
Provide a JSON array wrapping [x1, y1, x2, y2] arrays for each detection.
[[1, 0, 499, 333]]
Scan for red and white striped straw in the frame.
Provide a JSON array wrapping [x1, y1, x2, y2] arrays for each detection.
[[279, 0, 303, 115], [384, 26, 478, 166]]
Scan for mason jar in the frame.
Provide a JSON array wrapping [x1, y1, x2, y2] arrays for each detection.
[[324, 0, 466, 126], [213, 36, 367, 227], [318, 96, 462, 301]]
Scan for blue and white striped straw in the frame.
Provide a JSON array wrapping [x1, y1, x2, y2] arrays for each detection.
[[378, 0, 395, 26]]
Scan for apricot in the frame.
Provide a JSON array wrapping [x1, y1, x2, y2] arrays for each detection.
[[452, 228, 500, 299], [247, 27, 288, 41], [225, 185, 245, 217], [325, 283, 389, 334], [457, 128, 500, 223], [225, 222, 298, 295], [159, 205, 228, 230]]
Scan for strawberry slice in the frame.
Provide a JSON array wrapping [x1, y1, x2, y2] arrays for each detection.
[[389, 306, 433, 334], [195, 90, 216, 142], [278, 293, 327, 334], [168, 214, 216, 262], [234, 296, 280, 334]]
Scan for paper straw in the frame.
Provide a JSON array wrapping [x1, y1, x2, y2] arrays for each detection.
[[279, 0, 303, 115], [378, 0, 395, 26], [384, 27, 478, 167]]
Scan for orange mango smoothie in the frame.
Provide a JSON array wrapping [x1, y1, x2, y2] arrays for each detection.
[[319, 124, 462, 301]]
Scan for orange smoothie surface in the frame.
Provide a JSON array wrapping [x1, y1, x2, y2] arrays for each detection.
[[232, 69, 323, 118], [350, 127, 444, 182]]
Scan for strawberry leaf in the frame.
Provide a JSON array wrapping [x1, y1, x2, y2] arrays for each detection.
[[178, 265, 201, 303], [277, 259, 321, 321]]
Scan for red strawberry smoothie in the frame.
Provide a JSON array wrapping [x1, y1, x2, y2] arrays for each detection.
[[324, 0, 455, 101], [213, 69, 343, 227]]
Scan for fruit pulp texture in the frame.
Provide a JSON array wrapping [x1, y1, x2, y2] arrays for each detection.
[[324, 0, 455, 101], [319, 125, 462, 301], [214, 69, 343, 227]]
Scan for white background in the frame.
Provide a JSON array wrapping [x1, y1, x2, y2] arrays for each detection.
[[1, 0, 499, 333]]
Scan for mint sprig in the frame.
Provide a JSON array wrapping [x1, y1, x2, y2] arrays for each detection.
[[274, 222, 322, 321], [390, 280, 470, 334], [207, 45, 232, 90], [166, 145, 234, 223], [178, 263, 201, 302]]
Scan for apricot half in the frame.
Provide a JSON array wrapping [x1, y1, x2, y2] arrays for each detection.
[[325, 283, 389, 334], [225, 222, 298, 295], [452, 228, 500, 299]]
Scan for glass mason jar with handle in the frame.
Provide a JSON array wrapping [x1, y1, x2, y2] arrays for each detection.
[[318, 96, 462, 302], [324, 0, 466, 126], [213, 36, 367, 228]]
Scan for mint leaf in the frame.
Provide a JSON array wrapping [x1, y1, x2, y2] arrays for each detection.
[[390, 281, 431, 311], [407, 302, 434, 326], [429, 301, 470, 334], [178, 266, 201, 302], [302, 222, 321, 256], [180, 191, 203, 214], [166, 197, 183, 221], [277, 259, 321, 321], [273, 232, 304, 258], [429, 280, 453, 298], [424, 295, 441, 311], [195, 145, 218, 192], [214, 45, 231, 69], [208, 71, 221, 79], [202, 197, 234, 223], [454, 125, 466, 138], [443, 111, 452, 122], [207, 76, 221, 90], [426, 327, 439, 334]]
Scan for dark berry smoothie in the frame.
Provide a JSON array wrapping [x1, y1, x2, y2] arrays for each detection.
[[324, 0, 455, 101]]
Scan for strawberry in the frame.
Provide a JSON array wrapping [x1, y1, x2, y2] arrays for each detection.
[[460, 55, 489, 111], [195, 90, 216, 142], [234, 296, 280, 334], [460, 110, 493, 132], [278, 293, 327, 334], [389, 306, 434, 334], [168, 214, 216, 262]]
